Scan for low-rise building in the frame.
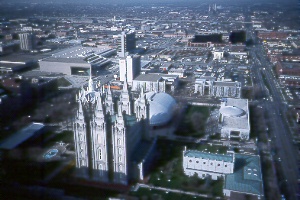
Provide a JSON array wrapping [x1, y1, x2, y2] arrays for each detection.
[[219, 98, 250, 140], [194, 77, 241, 98], [132, 73, 179, 93], [183, 149, 263, 199]]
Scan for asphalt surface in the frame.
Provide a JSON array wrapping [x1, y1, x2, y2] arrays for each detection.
[[252, 44, 299, 199]]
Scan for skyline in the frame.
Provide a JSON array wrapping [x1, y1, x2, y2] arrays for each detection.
[[0, 0, 297, 5]]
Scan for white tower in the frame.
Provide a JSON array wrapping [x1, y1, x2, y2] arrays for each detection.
[[112, 107, 128, 185], [118, 77, 132, 115], [105, 85, 114, 115], [19, 33, 35, 51], [134, 87, 148, 121], [73, 99, 89, 177], [90, 93, 109, 182]]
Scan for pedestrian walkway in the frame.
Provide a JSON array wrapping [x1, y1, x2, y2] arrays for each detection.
[[132, 183, 211, 198]]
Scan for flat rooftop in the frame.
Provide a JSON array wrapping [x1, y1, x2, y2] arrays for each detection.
[[221, 98, 249, 130], [134, 74, 162, 82], [213, 81, 240, 87], [184, 150, 234, 163], [224, 154, 263, 196]]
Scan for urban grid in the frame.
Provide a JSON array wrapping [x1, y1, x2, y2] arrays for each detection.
[[0, 0, 299, 200]]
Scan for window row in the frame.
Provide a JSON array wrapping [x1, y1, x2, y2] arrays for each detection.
[[188, 160, 227, 167]]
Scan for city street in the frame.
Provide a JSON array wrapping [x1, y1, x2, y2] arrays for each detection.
[[252, 43, 299, 199]]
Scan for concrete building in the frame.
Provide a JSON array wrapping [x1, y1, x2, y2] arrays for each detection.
[[19, 33, 35, 51], [183, 149, 263, 198], [39, 46, 115, 75], [168, 68, 186, 78], [132, 73, 179, 93], [194, 77, 241, 98], [213, 51, 224, 60], [118, 31, 136, 58], [219, 98, 250, 140], [119, 55, 141, 84], [211, 81, 241, 98], [183, 150, 234, 180]]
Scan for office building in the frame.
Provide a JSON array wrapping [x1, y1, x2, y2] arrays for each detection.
[[119, 55, 141, 84], [19, 33, 35, 51], [118, 31, 136, 58], [194, 77, 241, 98]]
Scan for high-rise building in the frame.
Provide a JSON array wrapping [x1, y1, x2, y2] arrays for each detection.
[[119, 55, 141, 84], [118, 31, 136, 58], [18, 33, 35, 51]]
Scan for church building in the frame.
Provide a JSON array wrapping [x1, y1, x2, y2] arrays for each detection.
[[73, 76, 156, 185]]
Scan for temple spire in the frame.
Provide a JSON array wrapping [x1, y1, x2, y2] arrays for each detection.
[[88, 68, 94, 93], [123, 75, 128, 92]]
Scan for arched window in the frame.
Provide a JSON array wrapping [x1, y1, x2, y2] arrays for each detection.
[[118, 139, 121, 145], [99, 148, 102, 160]]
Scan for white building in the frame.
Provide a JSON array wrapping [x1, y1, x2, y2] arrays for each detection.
[[211, 81, 241, 98], [194, 77, 241, 98], [118, 31, 136, 58], [219, 98, 250, 140], [73, 77, 175, 184], [119, 55, 141, 84], [183, 149, 264, 198], [19, 33, 35, 51], [183, 149, 234, 180], [39, 46, 115, 75], [168, 68, 186, 78], [132, 73, 179, 93], [213, 51, 224, 60], [144, 91, 177, 126]]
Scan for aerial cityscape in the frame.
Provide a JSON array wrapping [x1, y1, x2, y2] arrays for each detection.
[[0, 0, 299, 199]]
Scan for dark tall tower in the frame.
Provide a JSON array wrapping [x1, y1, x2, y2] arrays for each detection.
[[118, 31, 136, 58]]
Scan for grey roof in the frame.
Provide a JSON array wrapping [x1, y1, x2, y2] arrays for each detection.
[[134, 74, 162, 82], [41, 57, 88, 64], [184, 150, 234, 162], [224, 154, 263, 196], [213, 81, 240, 87], [0, 123, 45, 150]]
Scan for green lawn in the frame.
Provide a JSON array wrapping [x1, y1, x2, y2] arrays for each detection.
[[175, 106, 211, 137], [147, 139, 225, 197]]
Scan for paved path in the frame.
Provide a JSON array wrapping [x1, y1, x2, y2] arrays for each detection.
[[133, 183, 212, 198]]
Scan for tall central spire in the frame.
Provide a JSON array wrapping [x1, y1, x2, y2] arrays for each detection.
[[88, 66, 94, 93], [123, 74, 128, 92]]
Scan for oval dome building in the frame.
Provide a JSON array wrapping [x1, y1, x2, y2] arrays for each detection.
[[145, 91, 177, 126]]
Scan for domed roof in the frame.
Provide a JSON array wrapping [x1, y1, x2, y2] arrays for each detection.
[[145, 92, 177, 126], [220, 106, 245, 117]]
